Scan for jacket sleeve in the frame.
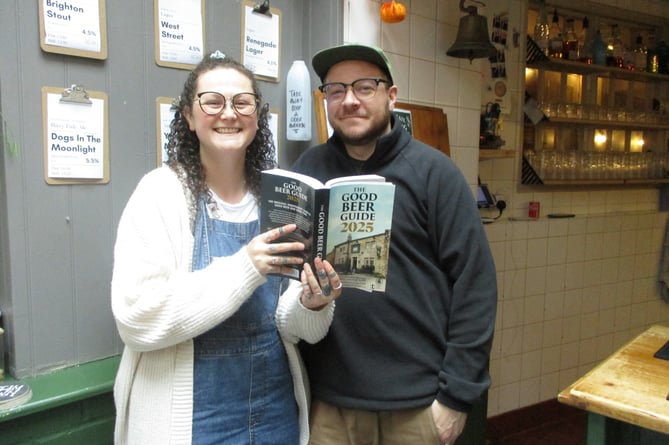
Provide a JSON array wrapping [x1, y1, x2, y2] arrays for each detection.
[[111, 168, 266, 352], [433, 164, 498, 412]]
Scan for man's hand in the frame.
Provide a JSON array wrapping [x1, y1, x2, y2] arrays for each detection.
[[431, 400, 467, 444]]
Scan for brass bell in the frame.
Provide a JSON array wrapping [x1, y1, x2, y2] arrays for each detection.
[[447, 0, 496, 62]]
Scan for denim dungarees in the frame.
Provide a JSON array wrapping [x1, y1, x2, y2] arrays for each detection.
[[191, 198, 299, 445]]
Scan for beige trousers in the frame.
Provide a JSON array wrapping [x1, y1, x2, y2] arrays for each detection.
[[308, 399, 442, 445]]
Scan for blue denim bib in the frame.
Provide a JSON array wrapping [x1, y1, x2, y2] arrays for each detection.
[[191, 197, 299, 445]]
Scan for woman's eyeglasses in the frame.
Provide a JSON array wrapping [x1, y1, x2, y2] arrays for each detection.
[[196, 91, 259, 116]]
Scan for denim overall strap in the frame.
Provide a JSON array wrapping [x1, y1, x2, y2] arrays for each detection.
[[191, 197, 299, 445]]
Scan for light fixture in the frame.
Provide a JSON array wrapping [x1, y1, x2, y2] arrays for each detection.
[[630, 131, 645, 152], [446, 0, 497, 62], [594, 129, 607, 151]]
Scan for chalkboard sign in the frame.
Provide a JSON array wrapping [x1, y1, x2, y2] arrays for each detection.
[[392, 108, 413, 135]]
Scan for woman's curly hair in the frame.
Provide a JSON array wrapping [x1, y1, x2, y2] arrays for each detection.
[[165, 53, 276, 202]]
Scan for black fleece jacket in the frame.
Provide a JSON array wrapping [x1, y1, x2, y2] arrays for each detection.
[[292, 118, 497, 412]]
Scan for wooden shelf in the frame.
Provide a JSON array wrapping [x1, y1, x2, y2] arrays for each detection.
[[545, 117, 669, 130], [540, 178, 669, 186], [479, 149, 515, 159], [527, 59, 669, 82]]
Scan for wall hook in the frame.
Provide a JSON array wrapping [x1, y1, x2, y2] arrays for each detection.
[[252, 0, 271, 17]]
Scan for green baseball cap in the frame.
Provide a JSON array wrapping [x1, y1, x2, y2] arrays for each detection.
[[312, 43, 394, 85]]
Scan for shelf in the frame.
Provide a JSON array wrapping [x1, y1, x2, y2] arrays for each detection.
[[527, 58, 669, 82], [521, 152, 669, 186], [543, 117, 669, 130], [479, 149, 515, 159], [539, 178, 669, 186]]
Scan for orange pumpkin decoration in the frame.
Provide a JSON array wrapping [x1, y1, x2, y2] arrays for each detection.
[[380, 1, 406, 23]]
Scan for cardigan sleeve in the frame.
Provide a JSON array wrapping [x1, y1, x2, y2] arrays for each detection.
[[275, 280, 334, 345], [111, 168, 266, 352]]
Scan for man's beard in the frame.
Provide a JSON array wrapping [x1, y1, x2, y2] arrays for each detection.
[[335, 109, 392, 147]]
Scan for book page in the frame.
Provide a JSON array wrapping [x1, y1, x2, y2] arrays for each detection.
[[262, 168, 325, 189], [324, 174, 385, 187]]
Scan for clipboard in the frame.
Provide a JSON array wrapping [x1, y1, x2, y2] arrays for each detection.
[[154, 0, 205, 70], [42, 85, 110, 185], [38, 0, 108, 60], [241, 0, 282, 82], [268, 108, 280, 164], [156, 96, 177, 166]]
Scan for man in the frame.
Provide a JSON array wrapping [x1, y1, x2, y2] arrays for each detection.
[[291, 43, 497, 445]]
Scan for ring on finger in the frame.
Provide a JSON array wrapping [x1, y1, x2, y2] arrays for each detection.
[[333, 282, 343, 290]]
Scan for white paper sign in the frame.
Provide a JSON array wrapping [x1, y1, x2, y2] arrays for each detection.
[[158, 101, 175, 165], [46, 93, 105, 179], [42, 0, 102, 52], [243, 5, 280, 80], [269, 111, 279, 164], [157, 0, 204, 66]]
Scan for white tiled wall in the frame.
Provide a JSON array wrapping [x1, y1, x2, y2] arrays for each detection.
[[344, 0, 485, 183], [343, 0, 669, 417]]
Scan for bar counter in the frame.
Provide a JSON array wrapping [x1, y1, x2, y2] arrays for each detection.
[[558, 324, 669, 444]]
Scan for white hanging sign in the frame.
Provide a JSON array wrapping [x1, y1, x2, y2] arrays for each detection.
[[241, 1, 281, 82], [155, 0, 204, 69], [39, 0, 108, 59], [42, 85, 109, 184]]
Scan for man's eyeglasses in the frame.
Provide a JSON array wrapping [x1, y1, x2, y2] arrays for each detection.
[[196, 92, 259, 116], [319, 78, 389, 102]]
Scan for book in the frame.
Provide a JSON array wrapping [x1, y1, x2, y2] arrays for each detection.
[[260, 168, 395, 292], [0, 382, 32, 410]]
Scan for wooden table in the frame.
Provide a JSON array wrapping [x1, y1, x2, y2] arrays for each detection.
[[558, 325, 669, 444]]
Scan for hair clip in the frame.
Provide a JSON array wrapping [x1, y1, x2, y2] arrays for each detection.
[[210, 50, 226, 59]]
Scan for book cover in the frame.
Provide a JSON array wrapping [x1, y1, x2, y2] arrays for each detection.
[[0, 382, 32, 410], [260, 168, 395, 291]]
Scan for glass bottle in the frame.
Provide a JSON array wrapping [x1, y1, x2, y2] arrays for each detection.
[[533, 0, 550, 56], [647, 31, 659, 73], [592, 30, 607, 66], [549, 9, 563, 58], [633, 35, 647, 72], [578, 16, 592, 64], [286, 60, 312, 141], [606, 24, 624, 68], [563, 18, 578, 60], [657, 41, 669, 74]]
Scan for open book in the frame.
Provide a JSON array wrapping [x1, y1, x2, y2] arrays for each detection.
[[260, 168, 395, 292]]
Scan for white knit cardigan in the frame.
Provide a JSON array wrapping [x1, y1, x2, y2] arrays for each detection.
[[111, 167, 334, 445]]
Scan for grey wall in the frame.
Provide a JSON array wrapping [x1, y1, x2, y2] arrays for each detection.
[[0, 0, 342, 378]]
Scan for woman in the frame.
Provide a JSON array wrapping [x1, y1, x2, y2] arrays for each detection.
[[111, 52, 341, 445]]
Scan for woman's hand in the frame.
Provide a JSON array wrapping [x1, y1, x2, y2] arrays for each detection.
[[300, 257, 343, 310], [247, 224, 305, 276]]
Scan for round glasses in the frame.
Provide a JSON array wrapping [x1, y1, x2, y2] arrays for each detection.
[[196, 91, 259, 116], [319, 78, 389, 102]]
